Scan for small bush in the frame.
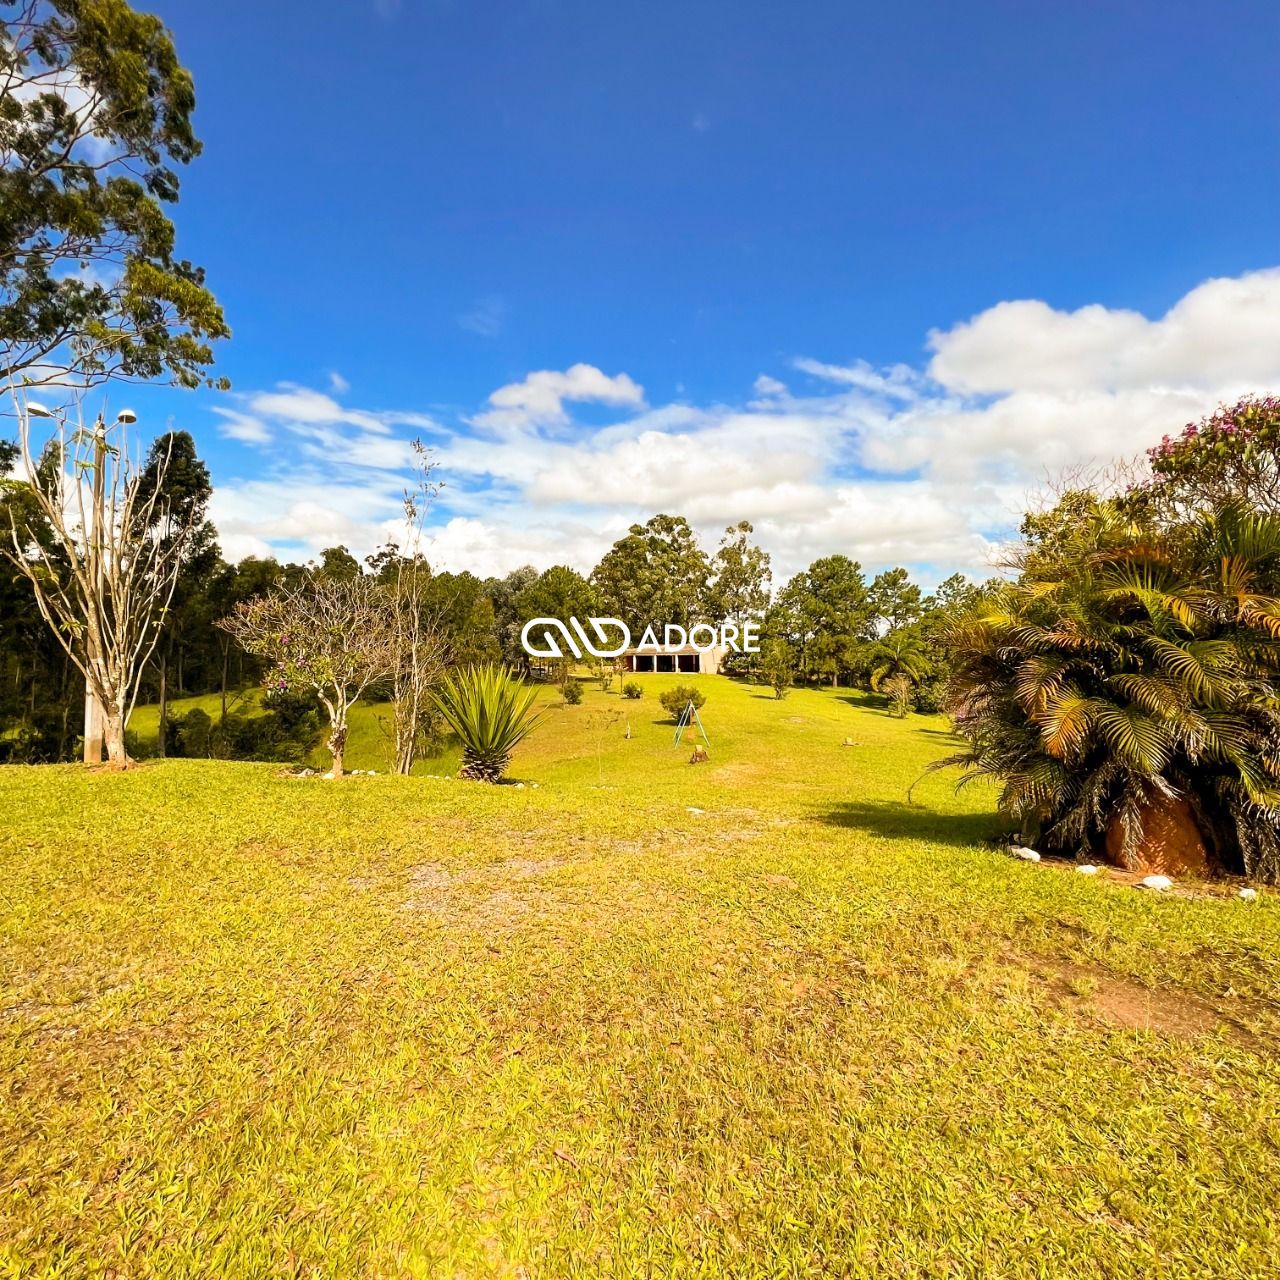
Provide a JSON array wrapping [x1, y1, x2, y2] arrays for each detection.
[[563, 680, 584, 705], [881, 673, 914, 719], [621, 681, 643, 700], [659, 685, 706, 717]]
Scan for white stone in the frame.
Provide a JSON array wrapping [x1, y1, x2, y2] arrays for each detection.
[[1238, 887, 1259, 901], [1136, 875, 1173, 891], [1076, 864, 1100, 875], [687, 806, 706, 815], [1014, 848, 1040, 862]]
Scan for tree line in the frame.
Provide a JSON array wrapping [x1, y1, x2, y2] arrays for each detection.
[[0, 420, 976, 763]]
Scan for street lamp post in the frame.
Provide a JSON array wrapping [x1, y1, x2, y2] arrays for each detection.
[[83, 414, 108, 765]]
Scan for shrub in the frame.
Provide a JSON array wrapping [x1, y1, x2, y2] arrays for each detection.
[[621, 681, 643, 700], [881, 672, 914, 718], [760, 637, 794, 700], [432, 664, 542, 783], [659, 684, 706, 718], [562, 680, 584, 705]]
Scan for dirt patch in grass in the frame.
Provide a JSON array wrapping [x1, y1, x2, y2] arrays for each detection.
[[401, 859, 567, 927], [407, 862, 454, 889], [1025, 956, 1274, 1052]]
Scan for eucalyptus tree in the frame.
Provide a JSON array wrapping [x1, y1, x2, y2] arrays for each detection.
[[1, 0, 228, 390]]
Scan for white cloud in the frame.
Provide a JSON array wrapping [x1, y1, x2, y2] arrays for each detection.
[[203, 268, 1280, 586], [927, 268, 1280, 395], [793, 357, 921, 401], [473, 363, 645, 431], [211, 407, 270, 445], [247, 384, 390, 435], [328, 370, 351, 394]]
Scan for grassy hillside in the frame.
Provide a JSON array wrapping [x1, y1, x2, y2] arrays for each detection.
[[3, 676, 1279, 1277]]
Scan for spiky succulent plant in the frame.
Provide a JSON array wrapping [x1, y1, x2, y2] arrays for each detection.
[[431, 664, 541, 783]]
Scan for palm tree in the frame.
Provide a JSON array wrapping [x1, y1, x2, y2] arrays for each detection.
[[935, 502, 1280, 880], [868, 631, 931, 692], [432, 664, 542, 783]]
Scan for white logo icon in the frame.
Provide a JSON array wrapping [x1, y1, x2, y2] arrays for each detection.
[[520, 616, 631, 659]]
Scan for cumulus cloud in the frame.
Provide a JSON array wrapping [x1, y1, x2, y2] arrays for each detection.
[[203, 268, 1280, 584], [927, 268, 1280, 395], [473, 363, 645, 431]]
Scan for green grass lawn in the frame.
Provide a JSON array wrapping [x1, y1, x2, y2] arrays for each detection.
[[3, 676, 1279, 1278]]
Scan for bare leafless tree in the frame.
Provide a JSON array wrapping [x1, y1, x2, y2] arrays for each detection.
[[386, 441, 450, 775], [2, 392, 192, 765], [217, 576, 397, 777]]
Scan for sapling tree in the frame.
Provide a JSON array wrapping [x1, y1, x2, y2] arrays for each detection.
[[381, 444, 449, 775], [218, 576, 397, 777], [2, 396, 194, 765], [759, 636, 793, 700]]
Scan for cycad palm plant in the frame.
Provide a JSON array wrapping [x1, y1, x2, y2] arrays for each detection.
[[937, 502, 1280, 880], [432, 664, 542, 783]]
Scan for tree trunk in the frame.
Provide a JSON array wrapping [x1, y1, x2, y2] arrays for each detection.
[[103, 703, 128, 767], [328, 720, 347, 778], [157, 648, 168, 758], [219, 640, 230, 724]]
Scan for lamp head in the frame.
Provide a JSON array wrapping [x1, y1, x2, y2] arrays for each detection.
[[115, 409, 137, 425]]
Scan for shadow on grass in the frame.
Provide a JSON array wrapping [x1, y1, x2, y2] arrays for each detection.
[[835, 693, 886, 713], [814, 799, 1000, 848]]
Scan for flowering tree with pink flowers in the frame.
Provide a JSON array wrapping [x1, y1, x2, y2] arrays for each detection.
[[1126, 396, 1280, 520], [218, 577, 397, 777]]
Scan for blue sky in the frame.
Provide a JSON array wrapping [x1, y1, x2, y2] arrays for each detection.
[[120, 0, 1280, 582]]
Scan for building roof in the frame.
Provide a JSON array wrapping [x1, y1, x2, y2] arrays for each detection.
[[621, 645, 725, 657]]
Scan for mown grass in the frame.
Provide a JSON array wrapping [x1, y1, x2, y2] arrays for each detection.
[[3, 676, 1279, 1278]]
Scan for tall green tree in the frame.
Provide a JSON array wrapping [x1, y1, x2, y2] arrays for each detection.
[[316, 545, 362, 581], [591, 514, 710, 636], [0, 0, 228, 389], [708, 520, 771, 624], [869, 566, 923, 632], [770, 555, 872, 686], [516, 564, 599, 628]]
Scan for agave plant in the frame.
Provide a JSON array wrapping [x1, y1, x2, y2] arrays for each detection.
[[936, 501, 1280, 880], [431, 664, 542, 783]]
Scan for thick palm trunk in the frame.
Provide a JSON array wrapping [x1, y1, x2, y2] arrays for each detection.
[[459, 749, 509, 783], [1105, 794, 1210, 878]]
